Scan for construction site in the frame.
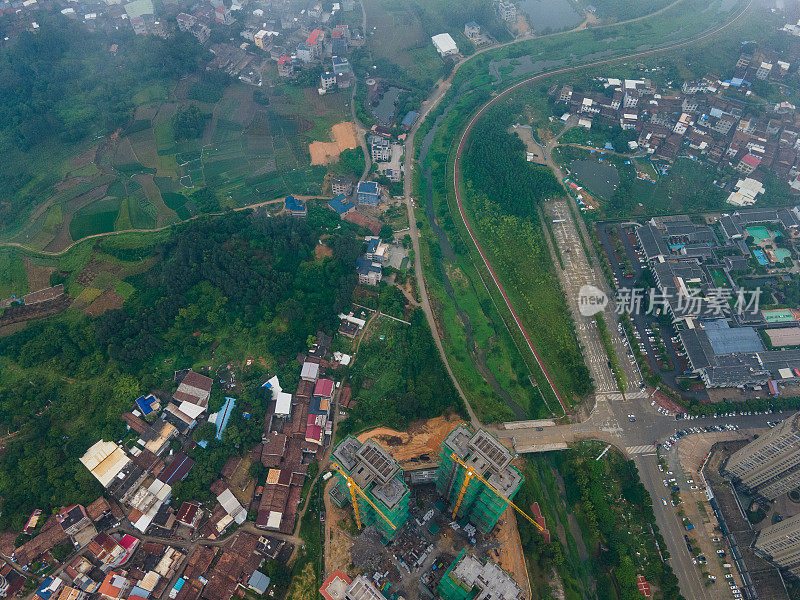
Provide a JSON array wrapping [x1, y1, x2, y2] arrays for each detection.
[[322, 424, 539, 600]]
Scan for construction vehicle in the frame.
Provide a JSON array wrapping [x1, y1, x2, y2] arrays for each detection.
[[448, 452, 545, 533]]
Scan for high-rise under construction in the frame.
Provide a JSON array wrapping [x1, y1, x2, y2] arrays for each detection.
[[329, 436, 410, 540], [437, 549, 524, 600], [436, 425, 523, 533]]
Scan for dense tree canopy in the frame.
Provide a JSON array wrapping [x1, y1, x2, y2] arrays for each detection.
[[465, 105, 561, 219], [172, 104, 208, 141], [0, 210, 361, 528]]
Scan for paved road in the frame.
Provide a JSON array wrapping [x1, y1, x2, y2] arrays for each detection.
[[450, 0, 755, 420], [543, 199, 642, 395]]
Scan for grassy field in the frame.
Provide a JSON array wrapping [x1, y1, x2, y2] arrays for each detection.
[[415, 88, 559, 420]]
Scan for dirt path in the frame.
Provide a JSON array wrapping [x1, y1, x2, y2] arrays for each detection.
[[355, 414, 465, 466]]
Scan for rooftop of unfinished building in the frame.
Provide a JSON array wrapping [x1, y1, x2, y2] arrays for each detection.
[[332, 436, 402, 490], [443, 426, 519, 494], [371, 474, 408, 509], [450, 553, 523, 600]]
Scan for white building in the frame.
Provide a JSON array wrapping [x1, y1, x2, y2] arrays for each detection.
[[431, 33, 458, 57], [726, 178, 765, 207], [320, 71, 337, 91]]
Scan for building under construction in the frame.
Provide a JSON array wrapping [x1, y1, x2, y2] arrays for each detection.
[[330, 437, 410, 540], [437, 549, 524, 600], [436, 426, 523, 533]]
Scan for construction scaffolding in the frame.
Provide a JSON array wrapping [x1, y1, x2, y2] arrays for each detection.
[[437, 549, 524, 600], [436, 426, 523, 533], [330, 436, 411, 540]]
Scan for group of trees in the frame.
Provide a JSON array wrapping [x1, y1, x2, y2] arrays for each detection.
[[558, 445, 684, 600], [0, 210, 362, 528], [465, 105, 561, 219], [172, 104, 209, 141], [338, 309, 464, 436]]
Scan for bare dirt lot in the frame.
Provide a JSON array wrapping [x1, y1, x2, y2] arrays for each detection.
[[356, 414, 466, 467], [309, 122, 358, 165], [491, 508, 531, 597], [324, 477, 357, 576], [84, 289, 124, 317], [23, 258, 55, 292], [315, 242, 333, 259]]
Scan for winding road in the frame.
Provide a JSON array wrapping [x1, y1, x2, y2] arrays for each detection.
[[400, 1, 755, 597]]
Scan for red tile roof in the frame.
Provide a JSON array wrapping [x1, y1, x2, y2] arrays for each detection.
[[122, 412, 147, 434], [741, 153, 761, 167], [306, 29, 323, 44], [313, 378, 334, 398]]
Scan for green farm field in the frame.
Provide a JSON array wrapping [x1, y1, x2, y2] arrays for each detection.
[[4, 74, 351, 253]]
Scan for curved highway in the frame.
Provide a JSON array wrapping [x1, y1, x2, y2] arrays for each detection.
[[449, 0, 754, 415]]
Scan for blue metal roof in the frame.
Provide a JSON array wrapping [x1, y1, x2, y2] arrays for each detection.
[[248, 571, 270, 594], [401, 111, 419, 127], [705, 323, 764, 355], [328, 194, 354, 215], [135, 394, 157, 415], [357, 181, 379, 195], [285, 194, 305, 212], [215, 397, 236, 440], [35, 578, 55, 600]]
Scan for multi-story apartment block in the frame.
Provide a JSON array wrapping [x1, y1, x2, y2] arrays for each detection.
[[437, 426, 523, 533], [754, 512, 800, 577], [724, 413, 800, 500]]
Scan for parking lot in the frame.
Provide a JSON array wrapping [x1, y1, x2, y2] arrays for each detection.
[[596, 221, 708, 401]]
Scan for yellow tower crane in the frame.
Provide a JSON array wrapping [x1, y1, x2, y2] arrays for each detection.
[[448, 452, 545, 533], [330, 461, 397, 532]]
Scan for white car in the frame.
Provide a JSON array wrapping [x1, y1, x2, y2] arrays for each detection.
[[662, 498, 668, 506]]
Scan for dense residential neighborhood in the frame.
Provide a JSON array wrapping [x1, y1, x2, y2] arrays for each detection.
[[552, 42, 800, 200], [10, 0, 800, 600]]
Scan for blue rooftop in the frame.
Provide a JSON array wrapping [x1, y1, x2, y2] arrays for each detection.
[[285, 194, 305, 212], [35, 578, 55, 600], [328, 194, 355, 215], [135, 394, 158, 416], [215, 397, 236, 440], [248, 571, 271, 594], [357, 181, 379, 195], [365, 237, 380, 253], [401, 111, 419, 128], [704, 320, 764, 355]]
